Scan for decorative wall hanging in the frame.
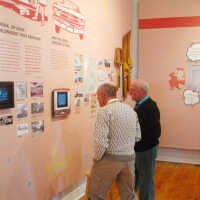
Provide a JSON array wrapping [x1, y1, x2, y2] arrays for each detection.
[[169, 68, 185, 90], [122, 31, 133, 99], [183, 89, 199, 105]]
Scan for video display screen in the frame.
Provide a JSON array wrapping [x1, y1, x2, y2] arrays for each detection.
[[57, 92, 68, 107], [0, 82, 14, 109], [0, 88, 8, 103]]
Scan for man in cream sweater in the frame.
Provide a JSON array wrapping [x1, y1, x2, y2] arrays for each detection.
[[88, 83, 141, 200]]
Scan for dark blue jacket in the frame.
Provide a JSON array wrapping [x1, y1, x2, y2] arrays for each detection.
[[134, 97, 161, 152]]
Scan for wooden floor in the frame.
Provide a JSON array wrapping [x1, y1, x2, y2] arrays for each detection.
[[155, 161, 200, 200], [81, 161, 200, 200]]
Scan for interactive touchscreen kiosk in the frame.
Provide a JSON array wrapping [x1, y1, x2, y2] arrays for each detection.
[[0, 81, 14, 109], [52, 88, 70, 118]]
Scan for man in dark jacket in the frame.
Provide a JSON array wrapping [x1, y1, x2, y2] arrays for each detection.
[[129, 79, 161, 200]]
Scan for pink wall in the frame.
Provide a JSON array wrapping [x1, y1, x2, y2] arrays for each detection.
[[140, 0, 200, 18], [139, 0, 200, 150], [0, 0, 133, 199]]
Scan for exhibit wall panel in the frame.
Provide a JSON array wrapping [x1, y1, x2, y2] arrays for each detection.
[[0, 0, 133, 199]]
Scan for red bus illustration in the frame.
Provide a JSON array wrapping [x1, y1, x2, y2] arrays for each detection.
[[52, 0, 85, 40]]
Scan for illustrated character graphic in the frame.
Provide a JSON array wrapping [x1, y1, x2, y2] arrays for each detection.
[[169, 68, 185, 90]]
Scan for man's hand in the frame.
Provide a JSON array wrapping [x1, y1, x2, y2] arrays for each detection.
[[93, 158, 99, 163]]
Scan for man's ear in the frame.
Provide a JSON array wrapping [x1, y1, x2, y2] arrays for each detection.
[[140, 88, 147, 98]]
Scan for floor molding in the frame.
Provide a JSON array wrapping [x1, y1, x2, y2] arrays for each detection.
[[157, 147, 200, 165]]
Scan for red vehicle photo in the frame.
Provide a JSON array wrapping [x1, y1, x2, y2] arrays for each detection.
[[0, 0, 48, 26], [52, 0, 85, 40]]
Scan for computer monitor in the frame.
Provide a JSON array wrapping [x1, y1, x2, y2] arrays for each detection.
[[0, 82, 14, 109]]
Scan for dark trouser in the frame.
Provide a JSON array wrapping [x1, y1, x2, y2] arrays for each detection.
[[135, 145, 158, 200], [88, 156, 138, 200]]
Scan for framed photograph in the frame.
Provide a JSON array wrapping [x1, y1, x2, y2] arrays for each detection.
[[17, 123, 28, 136], [16, 82, 27, 99], [16, 103, 28, 118], [0, 115, 13, 126], [32, 120, 44, 135], [30, 82, 43, 97], [74, 71, 83, 83], [31, 102, 44, 114]]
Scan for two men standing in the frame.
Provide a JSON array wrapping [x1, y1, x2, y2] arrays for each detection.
[[88, 80, 161, 200]]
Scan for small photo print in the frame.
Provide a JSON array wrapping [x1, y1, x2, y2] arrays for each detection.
[[84, 93, 90, 102], [16, 82, 27, 99], [74, 71, 83, 83], [16, 104, 28, 118], [74, 54, 84, 71], [74, 90, 84, 98], [74, 98, 81, 107], [17, 123, 28, 136], [0, 115, 13, 126], [97, 59, 104, 67], [31, 102, 44, 114], [30, 82, 43, 97], [104, 59, 111, 68], [32, 120, 44, 135]]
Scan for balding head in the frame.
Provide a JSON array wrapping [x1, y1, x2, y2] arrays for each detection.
[[97, 83, 118, 107]]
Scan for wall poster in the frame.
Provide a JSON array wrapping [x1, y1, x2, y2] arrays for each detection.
[[0, 0, 88, 199]]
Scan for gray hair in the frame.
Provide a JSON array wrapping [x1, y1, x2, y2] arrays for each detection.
[[135, 79, 149, 95], [97, 83, 118, 97]]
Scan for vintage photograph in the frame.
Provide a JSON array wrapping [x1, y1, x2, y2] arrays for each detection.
[[74, 98, 81, 107], [104, 58, 111, 68], [30, 82, 44, 97], [17, 123, 28, 136], [74, 71, 83, 83], [74, 54, 84, 71], [32, 120, 44, 135], [97, 59, 104, 67], [16, 82, 27, 100], [74, 90, 84, 98], [84, 93, 90, 102], [0, 115, 13, 126], [31, 102, 44, 114], [16, 104, 28, 118]]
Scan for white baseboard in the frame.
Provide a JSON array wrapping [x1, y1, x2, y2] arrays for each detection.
[[61, 183, 86, 200], [61, 177, 87, 200], [157, 147, 200, 165]]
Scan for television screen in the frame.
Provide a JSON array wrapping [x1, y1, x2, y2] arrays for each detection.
[[57, 92, 68, 107], [0, 88, 8, 103], [0, 82, 14, 109]]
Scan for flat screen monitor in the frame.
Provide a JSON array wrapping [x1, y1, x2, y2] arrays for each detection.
[[0, 82, 14, 109], [52, 88, 70, 118]]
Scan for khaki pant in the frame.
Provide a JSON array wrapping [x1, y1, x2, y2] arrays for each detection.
[[88, 157, 138, 200]]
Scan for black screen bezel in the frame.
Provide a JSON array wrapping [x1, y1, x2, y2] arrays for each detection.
[[0, 82, 14, 109]]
